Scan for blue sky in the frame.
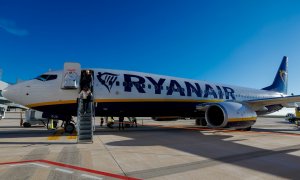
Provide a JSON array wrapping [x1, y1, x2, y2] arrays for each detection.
[[1, 0, 300, 94]]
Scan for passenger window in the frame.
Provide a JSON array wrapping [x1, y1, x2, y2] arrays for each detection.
[[148, 84, 151, 89], [116, 81, 120, 86]]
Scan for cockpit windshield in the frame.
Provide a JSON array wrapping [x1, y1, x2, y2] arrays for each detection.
[[35, 74, 57, 81]]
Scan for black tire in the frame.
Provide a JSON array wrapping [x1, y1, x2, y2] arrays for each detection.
[[195, 118, 207, 126], [53, 121, 58, 128], [240, 126, 252, 131], [23, 122, 31, 128], [64, 123, 75, 133]]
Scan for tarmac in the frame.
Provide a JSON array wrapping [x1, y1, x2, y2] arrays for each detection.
[[1, 112, 300, 180]]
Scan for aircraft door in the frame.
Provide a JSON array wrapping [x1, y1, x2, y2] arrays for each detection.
[[61, 63, 81, 89], [80, 70, 94, 92]]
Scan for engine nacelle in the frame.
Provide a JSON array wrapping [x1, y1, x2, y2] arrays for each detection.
[[205, 102, 257, 129]]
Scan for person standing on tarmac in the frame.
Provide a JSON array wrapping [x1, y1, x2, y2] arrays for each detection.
[[119, 116, 125, 130], [100, 117, 104, 126]]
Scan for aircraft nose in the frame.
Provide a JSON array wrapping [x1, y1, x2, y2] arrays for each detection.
[[2, 85, 16, 102]]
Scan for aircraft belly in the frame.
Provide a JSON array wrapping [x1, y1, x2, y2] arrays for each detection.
[[32, 101, 202, 117]]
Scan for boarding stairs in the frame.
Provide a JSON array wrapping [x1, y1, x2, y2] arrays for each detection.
[[77, 98, 95, 143]]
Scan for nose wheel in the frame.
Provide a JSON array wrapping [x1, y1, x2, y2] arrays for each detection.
[[64, 121, 75, 133]]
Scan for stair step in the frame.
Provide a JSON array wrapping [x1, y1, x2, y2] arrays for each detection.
[[80, 124, 91, 128], [79, 121, 91, 125], [78, 129, 92, 134], [78, 135, 92, 140]]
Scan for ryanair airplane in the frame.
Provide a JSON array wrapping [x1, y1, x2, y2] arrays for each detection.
[[2, 56, 300, 130]]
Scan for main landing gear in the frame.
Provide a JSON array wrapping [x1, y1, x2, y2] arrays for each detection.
[[195, 118, 207, 126]]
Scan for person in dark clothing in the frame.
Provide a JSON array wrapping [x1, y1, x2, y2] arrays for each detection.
[[80, 70, 93, 91], [100, 118, 104, 126], [131, 117, 137, 127], [119, 116, 125, 130]]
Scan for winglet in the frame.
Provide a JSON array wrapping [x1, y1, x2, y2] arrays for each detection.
[[262, 56, 288, 94]]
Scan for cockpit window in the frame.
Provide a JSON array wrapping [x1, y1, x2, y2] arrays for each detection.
[[35, 74, 57, 81]]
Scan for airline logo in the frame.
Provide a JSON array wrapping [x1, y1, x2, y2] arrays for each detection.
[[279, 70, 287, 83], [97, 72, 119, 92], [97, 72, 236, 100]]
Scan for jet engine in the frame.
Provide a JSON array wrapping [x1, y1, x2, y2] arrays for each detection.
[[205, 102, 257, 129]]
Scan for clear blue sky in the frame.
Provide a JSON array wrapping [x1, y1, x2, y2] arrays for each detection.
[[1, 0, 300, 94]]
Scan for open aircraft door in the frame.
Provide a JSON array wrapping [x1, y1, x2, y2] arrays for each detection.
[[61, 62, 81, 89]]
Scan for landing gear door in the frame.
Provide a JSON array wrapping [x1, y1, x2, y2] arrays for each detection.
[[61, 62, 81, 89]]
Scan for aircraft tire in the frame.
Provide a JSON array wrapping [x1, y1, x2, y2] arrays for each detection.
[[64, 123, 75, 133], [195, 118, 207, 126], [23, 122, 31, 128], [240, 126, 252, 131]]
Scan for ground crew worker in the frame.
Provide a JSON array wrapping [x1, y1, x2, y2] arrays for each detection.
[[100, 117, 104, 126], [107, 117, 114, 128], [119, 116, 125, 130], [132, 117, 137, 127]]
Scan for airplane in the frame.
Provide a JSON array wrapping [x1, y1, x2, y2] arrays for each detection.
[[0, 80, 28, 120], [0, 81, 9, 119], [2, 56, 300, 131]]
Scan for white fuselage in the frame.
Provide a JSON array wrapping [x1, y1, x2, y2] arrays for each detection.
[[2, 68, 283, 117]]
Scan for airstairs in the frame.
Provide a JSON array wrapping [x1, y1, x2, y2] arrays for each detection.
[[77, 98, 95, 143]]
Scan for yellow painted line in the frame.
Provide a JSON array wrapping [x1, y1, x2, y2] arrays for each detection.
[[67, 131, 77, 140], [228, 117, 257, 122], [27, 98, 223, 107], [47, 129, 64, 140]]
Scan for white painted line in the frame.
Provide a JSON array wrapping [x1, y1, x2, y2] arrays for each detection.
[[9, 163, 30, 167], [81, 174, 103, 180], [29, 163, 50, 168], [55, 168, 74, 174]]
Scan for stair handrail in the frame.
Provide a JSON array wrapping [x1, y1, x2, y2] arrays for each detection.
[[77, 97, 83, 143]]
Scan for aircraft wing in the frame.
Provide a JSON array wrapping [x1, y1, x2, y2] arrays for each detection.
[[245, 95, 300, 108]]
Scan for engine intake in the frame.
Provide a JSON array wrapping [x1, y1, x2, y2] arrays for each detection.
[[205, 102, 257, 129]]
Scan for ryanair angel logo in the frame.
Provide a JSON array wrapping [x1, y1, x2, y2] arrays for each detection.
[[279, 70, 287, 83], [97, 72, 119, 92]]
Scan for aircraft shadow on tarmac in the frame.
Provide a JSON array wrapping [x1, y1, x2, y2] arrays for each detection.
[[94, 127, 300, 179]]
